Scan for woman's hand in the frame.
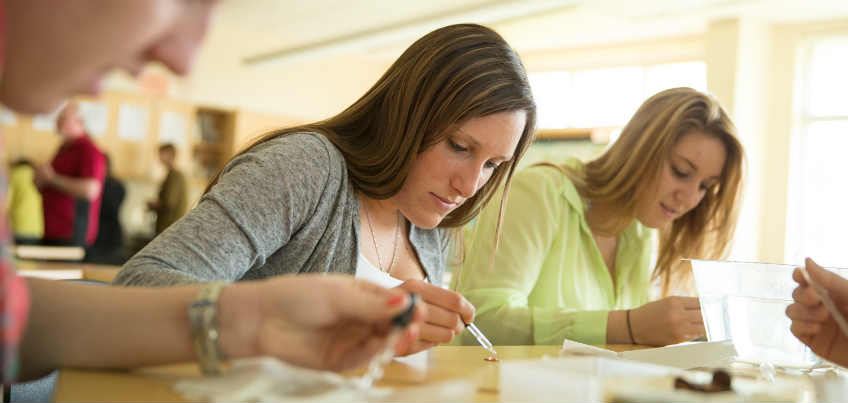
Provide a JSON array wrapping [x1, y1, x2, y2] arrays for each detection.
[[396, 279, 475, 355], [786, 258, 848, 367], [628, 296, 705, 346], [218, 274, 425, 372]]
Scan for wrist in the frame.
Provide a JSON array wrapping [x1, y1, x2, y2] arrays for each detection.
[[606, 310, 631, 344], [628, 307, 645, 345], [216, 282, 262, 360]]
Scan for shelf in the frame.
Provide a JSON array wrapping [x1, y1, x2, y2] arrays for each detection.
[[535, 129, 592, 141], [192, 143, 224, 154]]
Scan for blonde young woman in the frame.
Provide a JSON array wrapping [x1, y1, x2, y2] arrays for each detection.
[[452, 87, 743, 347], [115, 24, 537, 355]]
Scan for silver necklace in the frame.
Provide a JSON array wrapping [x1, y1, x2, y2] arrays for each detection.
[[362, 199, 401, 274]]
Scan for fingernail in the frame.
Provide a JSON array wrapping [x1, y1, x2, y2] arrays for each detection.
[[387, 293, 407, 307]]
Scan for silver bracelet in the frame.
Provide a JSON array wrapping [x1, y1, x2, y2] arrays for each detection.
[[188, 281, 230, 375]]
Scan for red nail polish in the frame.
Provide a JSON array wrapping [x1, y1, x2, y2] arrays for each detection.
[[387, 294, 406, 307]]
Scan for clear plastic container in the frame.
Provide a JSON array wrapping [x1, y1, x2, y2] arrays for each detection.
[[690, 259, 848, 368]]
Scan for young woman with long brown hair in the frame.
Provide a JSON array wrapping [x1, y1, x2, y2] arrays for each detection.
[[452, 87, 744, 347], [115, 23, 537, 355]]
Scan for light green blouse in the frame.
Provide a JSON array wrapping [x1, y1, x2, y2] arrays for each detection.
[[451, 162, 655, 345]]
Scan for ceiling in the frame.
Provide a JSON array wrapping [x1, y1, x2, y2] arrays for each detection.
[[136, 0, 848, 119], [212, 0, 848, 67]]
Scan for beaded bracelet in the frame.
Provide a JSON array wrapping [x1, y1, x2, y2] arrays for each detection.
[[626, 309, 637, 344], [188, 281, 230, 375]]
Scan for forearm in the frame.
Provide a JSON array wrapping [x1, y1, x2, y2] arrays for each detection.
[[20, 279, 199, 380], [48, 174, 100, 200]]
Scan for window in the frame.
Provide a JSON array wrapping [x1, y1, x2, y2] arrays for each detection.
[[529, 61, 707, 130], [785, 36, 848, 267]]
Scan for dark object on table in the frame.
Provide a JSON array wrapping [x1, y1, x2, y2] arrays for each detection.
[[674, 369, 732, 393]]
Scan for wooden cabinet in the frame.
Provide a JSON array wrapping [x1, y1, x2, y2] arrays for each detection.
[[192, 107, 235, 182], [1, 114, 62, 165]]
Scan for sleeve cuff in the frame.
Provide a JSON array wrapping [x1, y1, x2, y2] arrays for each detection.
[[533, 309, 610, 345]]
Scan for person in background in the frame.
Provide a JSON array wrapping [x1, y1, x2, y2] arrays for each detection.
[[85, 155, 127, 265], [0, 0, 422, 383], [787, 258, 848, 367], [7, 159, 43, 244], [114, 23, 537, 356], [452, 87, 744, 347], [148, 143, 188, 234], [34, 102, 106, 247]]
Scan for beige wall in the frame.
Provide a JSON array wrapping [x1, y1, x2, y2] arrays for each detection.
[[10, 15, 846, 262], [704, 18, 773, 262]]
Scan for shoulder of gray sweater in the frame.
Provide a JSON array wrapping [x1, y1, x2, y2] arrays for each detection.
[[239, 132, 347, 180]]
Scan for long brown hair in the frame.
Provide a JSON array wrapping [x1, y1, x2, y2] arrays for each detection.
[[560, 87, 744, 295], [205, 23, 536, 231]]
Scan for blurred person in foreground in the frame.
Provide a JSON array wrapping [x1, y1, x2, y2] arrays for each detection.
[[0, 0, 422, 383]]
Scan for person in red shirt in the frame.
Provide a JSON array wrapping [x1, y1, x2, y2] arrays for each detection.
[[35, 103, 106, 246], [0, 0, 424, 383]]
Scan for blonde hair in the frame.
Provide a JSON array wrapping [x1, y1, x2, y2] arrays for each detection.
[[560, 87, 744, 295], [205, 24, 536, 232]]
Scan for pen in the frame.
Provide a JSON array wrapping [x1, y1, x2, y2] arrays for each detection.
[[465, 322, 498, 358]]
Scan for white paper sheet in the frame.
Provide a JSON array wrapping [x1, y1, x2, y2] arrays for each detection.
[[31, 109, 60, 132], [117, 103, 148, 141], [77, 101, 109, 137], [0, 106, 16, 126], [560, 339, 737, 369], [159, 110, 187, 145], [500, 356, 680, 402]]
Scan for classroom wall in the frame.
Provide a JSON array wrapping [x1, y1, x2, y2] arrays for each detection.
[[704, 18, 772, 262], [114, 16, 848, 263], [164, 20, 396, 122], [7, 14, 847, 264]]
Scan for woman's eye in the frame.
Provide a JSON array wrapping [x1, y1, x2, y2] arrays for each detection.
[[672, 167, 688, 178], [485, 161, 500, 170], [450, 140, 467, 152]]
